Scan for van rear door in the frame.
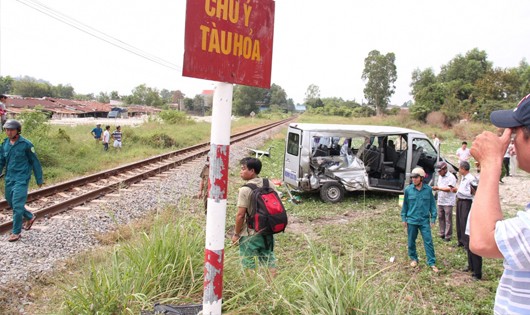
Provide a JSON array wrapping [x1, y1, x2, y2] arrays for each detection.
[[283, 128, 302, 187]]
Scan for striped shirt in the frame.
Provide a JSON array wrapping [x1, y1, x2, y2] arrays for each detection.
[[112, 130, 122, 142], [494, 205, 530, 314]]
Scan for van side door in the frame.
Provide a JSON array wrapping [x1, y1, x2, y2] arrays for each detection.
[[283, 129, 302, 187]]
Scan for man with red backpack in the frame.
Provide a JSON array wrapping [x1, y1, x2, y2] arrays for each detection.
[[231, 157, 287, 277]]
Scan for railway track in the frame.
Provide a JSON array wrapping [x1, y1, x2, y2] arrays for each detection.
[[0, 118, 293, 234]]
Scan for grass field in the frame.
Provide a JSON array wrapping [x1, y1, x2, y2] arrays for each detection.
[[18, 113, 506, 314]]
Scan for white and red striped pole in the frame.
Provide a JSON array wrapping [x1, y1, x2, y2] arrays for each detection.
[[202, 82, 233, 315]]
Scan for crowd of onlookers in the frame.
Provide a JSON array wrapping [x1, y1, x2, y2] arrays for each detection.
[[404, 94, 530, 314]]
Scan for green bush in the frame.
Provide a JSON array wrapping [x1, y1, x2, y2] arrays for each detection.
[[145, 133, 176, 148], [159, 110, 193, 125], [18, 109, 49, 136]]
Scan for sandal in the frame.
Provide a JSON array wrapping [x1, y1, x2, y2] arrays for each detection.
[[8, 234, 21, 242], [24, 214, 37, 231]]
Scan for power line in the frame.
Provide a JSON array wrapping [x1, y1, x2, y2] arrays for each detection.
[[15, 0, 182, 72]]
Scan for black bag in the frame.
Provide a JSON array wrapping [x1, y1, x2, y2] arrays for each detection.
[[244, 178, 288, 235]]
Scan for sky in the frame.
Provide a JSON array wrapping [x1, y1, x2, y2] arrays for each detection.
[[0, 0, 529, 106]]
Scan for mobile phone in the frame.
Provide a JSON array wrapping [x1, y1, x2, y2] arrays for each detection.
[[448, 185, 454, 188]]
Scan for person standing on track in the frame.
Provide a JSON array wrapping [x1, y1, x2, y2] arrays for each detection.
[[0, 120, 43, 242]]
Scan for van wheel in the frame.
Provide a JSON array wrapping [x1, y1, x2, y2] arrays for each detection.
[[320, 182, 345, 203]]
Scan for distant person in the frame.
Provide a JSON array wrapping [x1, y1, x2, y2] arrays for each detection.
[[456, 141, 471, 165], [0, 120, 43, 242], [455, 161, 475, 248], [432, 161, 456, 242], [502, 146, 511, 180], [0, 94, 8, 126], [432, 134, 440, 151], [102, 125, 111, 151], [231, 157, 278, 277], [112, 126, 122, 150], [469, 93, 530, 314], [91, 123, 103, 143], [508, 139, 517, 176], [401, 167, 439, 273], [197, 155, 210, 213]]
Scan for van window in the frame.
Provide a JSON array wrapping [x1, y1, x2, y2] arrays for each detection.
[[412, 138, 436, 156], [287, 132, 300, 156]]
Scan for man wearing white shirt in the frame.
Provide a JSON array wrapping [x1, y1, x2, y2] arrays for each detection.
[[456, 141, 471, 164], [432, 161, 456, 242], [456, 161, 475, 248]]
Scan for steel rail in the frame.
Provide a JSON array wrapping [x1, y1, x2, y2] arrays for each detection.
[[0, 118, 293, 234], [0, 118, 290, 210]]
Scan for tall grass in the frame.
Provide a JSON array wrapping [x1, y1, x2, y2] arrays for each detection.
[[61, 211, 205, 314], [279, 245, 397, 315]]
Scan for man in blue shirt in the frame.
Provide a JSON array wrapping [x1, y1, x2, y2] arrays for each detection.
[[0, 120, 43, 242], [401, 167, 439, 272], [91, 123, 103, 142]]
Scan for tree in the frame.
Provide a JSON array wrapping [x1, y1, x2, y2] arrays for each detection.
[[160, 89, 173, 103], [439, 48, 492, 85], [269, 83, 288, 111], [361, 50, 397, 115], [409, 68, 447, 121], [475, 67, 521, 102], [304, 84, 320, 108], [51, 84, 74, 99], [124, 84, 165, 107], [110, 91, 120, 100], [192, 95, 206, 115], [0, 76, 14, 94], [96, 92, 110, 103], [74, 93, 95, 101], [233, 85, 266, 116], [11, 76, 52, 97], [172, 90, 185, 110]]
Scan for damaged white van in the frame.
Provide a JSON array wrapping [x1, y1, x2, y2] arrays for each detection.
[[283, 123, 456, 203]]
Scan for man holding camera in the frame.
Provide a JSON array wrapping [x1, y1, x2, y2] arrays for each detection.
[[470, 93, 530, 314]]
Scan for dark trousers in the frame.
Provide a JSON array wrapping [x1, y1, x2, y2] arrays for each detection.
[[456, 199, 472, 246], [467, 249, 483, 279], [503, 157, 510, 176]]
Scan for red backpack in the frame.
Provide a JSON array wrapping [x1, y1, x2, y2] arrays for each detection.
[[244, 179, 288, 235]]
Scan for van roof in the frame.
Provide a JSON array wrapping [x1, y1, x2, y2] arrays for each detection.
[[289, 123, 425, 137]]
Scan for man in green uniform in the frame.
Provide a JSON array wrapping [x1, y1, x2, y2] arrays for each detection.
[[401, 167, 439, 272], [0, 120, 43, 242]]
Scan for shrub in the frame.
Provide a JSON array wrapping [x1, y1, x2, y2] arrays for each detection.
[[425, 111, 446, 128], [18, 110, 49, 136], [159, 110, 192, 125], [146, 133, 176, 148]]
